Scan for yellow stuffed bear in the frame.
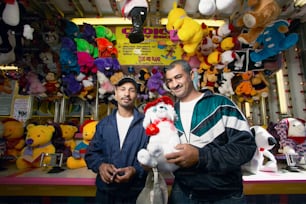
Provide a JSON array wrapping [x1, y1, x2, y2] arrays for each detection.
[[166, 2, 203, 54], [2, 118, 25, 158], [235, 71, 257, 103], [66, 120, 98, 169], [16, 124, 55, 169], [60, 124, 78, 152]]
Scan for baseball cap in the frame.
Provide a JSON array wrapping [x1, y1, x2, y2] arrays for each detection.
[[116, 76, 138, 90]]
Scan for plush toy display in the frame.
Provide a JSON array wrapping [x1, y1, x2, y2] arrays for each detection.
[[166, 2, 204, 54], [121, 0, 148, 43], [250, 20, 299, 62], [66, 120, 98, 169], [2, 118, 25, 158], [201, 68, 219, 92], [236, 0, 281, 45], [137, 96, 180, 172], [16, 124, 56, 169], [242, 126, 278, 174], [275, 118, 306, 157], [43, 72, 62, 100]]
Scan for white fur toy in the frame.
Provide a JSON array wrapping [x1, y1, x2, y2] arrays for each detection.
[[198, 0, 241, 16], [242, 126, 278, 174], [137, 96, 180, 172]]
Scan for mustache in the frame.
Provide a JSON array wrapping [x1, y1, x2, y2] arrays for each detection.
[[172, 84, 182, 90]]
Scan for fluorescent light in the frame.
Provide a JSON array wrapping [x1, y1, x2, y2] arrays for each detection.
[[276, 69, 288, 114], [0, 65, 18, 70], [160, 18, 226, 27], [71, 17, 132, 25]]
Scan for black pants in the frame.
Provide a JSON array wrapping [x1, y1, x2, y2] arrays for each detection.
[[95, 189, 137, 204]]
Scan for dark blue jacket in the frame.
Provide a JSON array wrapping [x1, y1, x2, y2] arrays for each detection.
[[85, 108, 148, 197]]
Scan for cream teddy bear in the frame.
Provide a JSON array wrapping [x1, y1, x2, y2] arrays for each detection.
[[137, 96, 180, 172]]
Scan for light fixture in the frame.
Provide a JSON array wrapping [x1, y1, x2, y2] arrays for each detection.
[[71, 17, 226, 27], [276, 69, 288, 115], [71, 17, 132, 25], [0, 65, 18, 70]]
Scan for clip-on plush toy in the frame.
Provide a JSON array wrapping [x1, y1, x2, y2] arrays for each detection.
[[2, 118, 25, 158], [16, 124, 56, 169], [166, 2, 204, 54], [242, 126, 278, 174], [250, 19, 299, 62], [66, 120, 98, 169], [236, 0, 281, 45], [137, 96, 180, 172], [122, 0, 148, 43]]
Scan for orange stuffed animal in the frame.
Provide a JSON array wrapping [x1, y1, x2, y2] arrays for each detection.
[[235, 71, 257, 103]]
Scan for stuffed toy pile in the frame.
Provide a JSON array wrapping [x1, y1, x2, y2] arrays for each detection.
[[242, 126, 278, 174], [137, 96, 180, 172]]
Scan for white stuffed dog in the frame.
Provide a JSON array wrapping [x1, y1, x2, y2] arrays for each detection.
[[137, 96, 180, 172], [242, 126, 278, 174]]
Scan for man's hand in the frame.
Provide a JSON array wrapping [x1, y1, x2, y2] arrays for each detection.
[[113, 166, 136, 183], [99, 163, 117, 184], [165, 144, 199, 168]]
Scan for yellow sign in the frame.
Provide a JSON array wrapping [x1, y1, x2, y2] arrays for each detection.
[[115, 27, 183, 65]]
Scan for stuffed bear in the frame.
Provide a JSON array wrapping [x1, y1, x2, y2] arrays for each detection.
[[242, 126, 278, 174], [59, 124, 78, 152], [137, 96, 180, 172], [16, 124, 55, 169], [236, 0, 281, 45], [234, 71, 257, 103], [94, 57, 121, 78], [95, 25, 116, 44], [251, 71, 269, 101], [166, 2, 204, 54], [2, 118, 25, 158], [250, 20, 299, 62], [0, 74, 13, 94], [147, 67, 167, 99], [201, 67, 219, 92], [66, 120, 98, 169]]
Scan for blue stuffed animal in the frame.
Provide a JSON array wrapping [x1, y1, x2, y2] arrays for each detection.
[[250, 20, 299, 62]]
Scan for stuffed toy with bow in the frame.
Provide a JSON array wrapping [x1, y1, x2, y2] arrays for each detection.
[[137, 96, 180, 172], [16, 124, 55, 169], [242, 126, 278, 174], [122, 0, 148, 43]]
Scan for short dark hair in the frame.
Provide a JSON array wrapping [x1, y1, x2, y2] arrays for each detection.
[[165, 59, 191, 74]]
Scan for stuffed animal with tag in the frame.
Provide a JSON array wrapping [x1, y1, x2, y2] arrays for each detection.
[[137, 96, 180, 172]]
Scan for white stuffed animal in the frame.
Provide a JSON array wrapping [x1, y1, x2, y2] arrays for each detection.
[[242, 126, 278, 174], [198, 0, 241, 16], [218, 67, 235, 97], [137, 96, 180, 172]]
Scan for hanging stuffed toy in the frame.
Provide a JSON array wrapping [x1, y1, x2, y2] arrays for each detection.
[[122, 0, 148, 43], [0, 0, 34, 61]]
